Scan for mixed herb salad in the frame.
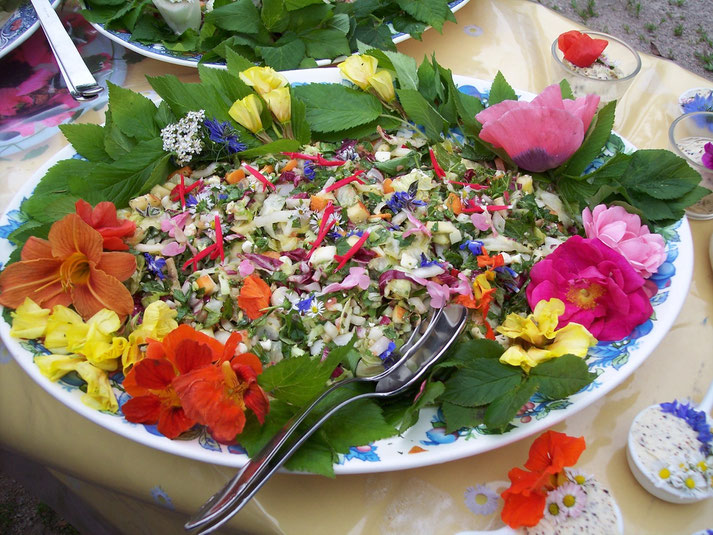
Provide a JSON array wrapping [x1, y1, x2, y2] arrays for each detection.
[[0, 52, 707, 476]]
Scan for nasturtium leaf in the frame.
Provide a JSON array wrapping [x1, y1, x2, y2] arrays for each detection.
[[484, 381, 538, 431], [529, 355, 596, 399], [487, 71, 518, 106], [292, 83, 382, 133], [440, 358, 522, 407]]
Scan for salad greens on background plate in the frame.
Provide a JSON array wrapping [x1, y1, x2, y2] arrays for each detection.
[[0, 51, 703, 476]]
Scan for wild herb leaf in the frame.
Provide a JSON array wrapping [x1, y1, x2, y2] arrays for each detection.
[[292, 83, 383, 133], [529, 355, 596, 399]]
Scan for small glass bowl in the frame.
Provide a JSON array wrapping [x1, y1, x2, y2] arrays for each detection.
[[551, 31, 642, 103], [668, 111, 713, 220]]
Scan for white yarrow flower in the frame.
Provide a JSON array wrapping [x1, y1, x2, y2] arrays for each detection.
[[161, 109, 206, 165]]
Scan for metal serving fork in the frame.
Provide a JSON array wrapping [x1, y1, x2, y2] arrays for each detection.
[[185, 304, 468, 534]]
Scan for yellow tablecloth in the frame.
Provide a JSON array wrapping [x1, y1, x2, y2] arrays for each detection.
[[1, 1, 712, 533]]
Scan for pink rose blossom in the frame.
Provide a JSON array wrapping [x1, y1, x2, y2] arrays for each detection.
[[527, 235, 653, 341], [582, 205, 666, 278]]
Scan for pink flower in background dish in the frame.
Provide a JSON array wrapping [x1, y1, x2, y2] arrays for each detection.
[[526, 235, 652, 341], [476, 85, 599, 172], [703, 142, 713, 170], [583, 204, 666, 278]]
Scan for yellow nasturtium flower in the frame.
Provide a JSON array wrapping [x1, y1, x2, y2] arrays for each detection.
[[121, 300, 178, 371], [339, 54, 378, 90], [239, 66, 288, 95], [497, 298, 597, 372], [10, 298, 49, 339], [367, 70, 395, 102], [263, 87, 291, 123], [229, 94, 264, 134]]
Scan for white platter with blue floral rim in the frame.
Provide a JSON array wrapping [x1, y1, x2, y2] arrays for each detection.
[[87, 0, 472, 68], [0, 68, 693, 473], [0, 0, 62, 59]]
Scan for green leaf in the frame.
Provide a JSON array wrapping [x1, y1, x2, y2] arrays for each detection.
[[285, 0, 324, 9], [257, 37, 306, 71], [530, 355, 596, 399], [290, 98, 312, 145], [396, 88, 448, 140], [147, 75, 232, 123], [311, 116, 402, 143], [441, 359, 522, 407], [391, 14, 427, 40], [353, 24, 396, 52], [441, 401, 485, 433], [7, 220, 52, 246], [383, 50, 419, 91], [443, 339, 506, 367], [398, 381, 445, 433], [301, 29, 351, 59], [103, 110, 136, 160], [237, 401, 294, 456], [22, 193, 81, 224], [154, 101, 176, 130], [198, 64, 251, 103], [59, 124, 111, 162], [559, 100, 615, 178], [284, 437, 336, 477], [205, 0, 261, 33], [621, 149, 702, 197], [416, 55, 439, 101], [487, 71, 517, 106], [237, 139, 301, 158], [559, 79, 575, 99], [260, 0, 289, 32], [225, 48, 255, 75], [292, 83, 383, 133], [396, 0, 451, 31], [484, 381, 538, 431], [31, 159, 90, 197], [323, 399, 397, 451]]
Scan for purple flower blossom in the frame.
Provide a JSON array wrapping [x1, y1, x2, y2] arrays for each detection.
[[460, 239, 484, 255], [303, 162, 316, 180], [681, 92, 713, 131], [419, 254, 442, 267], [378, 341, 397, 367], [702, 142, 713, 170], [144, 253, 166, 280], [295, 295, 313, 313], [660, 400, 713, 454], [386, 191, 427, 213], [204, 118, 247, 153]]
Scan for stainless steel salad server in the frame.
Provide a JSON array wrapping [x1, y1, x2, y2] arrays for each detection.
[[185, 304, 468, 534], [29, 0, 103, 101]]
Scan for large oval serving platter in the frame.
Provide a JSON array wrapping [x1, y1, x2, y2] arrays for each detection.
[[0, 68, 693, 474], [0, 0, 61, 59], [88, 0, 472, 68]]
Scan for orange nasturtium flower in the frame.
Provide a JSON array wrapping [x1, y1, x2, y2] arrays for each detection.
[[501, 431, 586, 529], [0, 213, 136, 321], [75, 199, 136, 251], [237, 274, 272, 320], [122, 324, 269, 442]]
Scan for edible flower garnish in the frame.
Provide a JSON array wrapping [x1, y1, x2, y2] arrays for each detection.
[[557, 30, 608, 68], [660, 400, 713, 455], [338, 55, 378, 90], [75, 200, 136, 251], [429, 148, 446, 178], [703, 142, 713, 170], [501, 431, 586, 529], [263, 87, 292, 124], [229, 94, 265, 138], [527, 235, 652, 341], [144, 253, 166, 280], [367, 70, 395, 102], [386, 191, 427, 213], [238, 66, 288, 95], [242, 162, 276, 192], [321, 267, 370, 294], [497, 298, 597, 372], [237, 274, 272, 320], [324, 170, 365, 193], [0, 214, 136, 320], [476, 84, 599, 172], [334, 231, 370, 272], [170, 175, 203, 209], [121, 300, 178, 371], [204, 118, 247, 154]]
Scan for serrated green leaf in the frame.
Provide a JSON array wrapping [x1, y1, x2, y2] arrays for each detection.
[[396, 0, 451, 31], [442, 401, 485, 433], [311, 116, 402, 143], [237, 139, 301, 158], [147, 74, 232, 123], [22, 194, 81, 224], [301, 29, 351, 59], [559, 79, 574, 99], [198, 64, 251, 103], [417, 55, 438, 101], [396, 88, 447, 140], [445, 339, 506, 366], [31, 158, 92, 198], [285, 0, 324, 10], [484, 381, 538, 431], [398, 381, 445, 433], [441, 359, 522, 407], [103, 110, 136, 160], [257, 37, 306, 71], [292, 83, 382, 133], [324, 399, 397, 451], [205, 0, 261, 33], [392, 14, 427, 40], [290, 98, 311, 145], [284, 437, 336, 477], [225, 48, 255, 75], [7, 220, 52, 246], [353, 23, 396, 52], [260, 0, 289, 32], [530, 355, 596, 399], [106, 82, 159, 140], [559, 100, 615, 178], [59, 124, 111, 162], [487, 71, 517, 106]]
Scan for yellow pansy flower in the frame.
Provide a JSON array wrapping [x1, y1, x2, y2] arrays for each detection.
[[497, 298, 597, 372], [239, 66, 288, 95], [10, 298, 49, 339], [229, 94, 264, 134], [367, 70, 395, 102], [121, 301, 178, 371], [339, 54, 378, 90], [263, 87, 291, 123]]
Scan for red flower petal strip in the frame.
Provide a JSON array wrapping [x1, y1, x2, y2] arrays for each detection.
[[557, 30, 608, 68], [448, 180, 489, 190], [282, 152, 319, 161], [315, 155, 347, 167], [333, 232, 370, 272], [324, 170, 366, 193], [306, 202, 336, 259], [243, 163, 276, 192], [209, 215, 224, 263], [429, 148, 446, 179], [182, 244, 217, 272]]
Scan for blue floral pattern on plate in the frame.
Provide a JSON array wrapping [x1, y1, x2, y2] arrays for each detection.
[[0, 0, 62, 59]]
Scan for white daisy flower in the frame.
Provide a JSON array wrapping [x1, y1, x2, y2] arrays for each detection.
[[565, 468, 593, 486], [463, 484, 499, 516], [307, 299, 325, 318], [549, 482, 587, 519], [543, 491, 565, 523]]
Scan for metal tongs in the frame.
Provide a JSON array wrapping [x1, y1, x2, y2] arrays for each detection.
[[29, 0, 103, 101], [185, 304, 468, 534]]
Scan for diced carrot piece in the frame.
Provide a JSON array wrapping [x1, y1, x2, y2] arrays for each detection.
[[283, 159, 298, 172], [310, 195, 329, 212], [196, 274, 216, 294], [368, 213, 392, 220], [392, 305, 406, 323], [446, 193, 463, 215], [261, 165, 274, 174], [226, 168, 246, 184], [383, 178, 394, 194], [170, 166, 192, 179]]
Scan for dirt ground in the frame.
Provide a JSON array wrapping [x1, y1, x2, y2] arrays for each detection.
[[1, 1, 712, 534]]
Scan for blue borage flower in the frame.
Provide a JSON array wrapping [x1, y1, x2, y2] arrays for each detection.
[[303, 162, 316, 180], [460, 239, 484, 256], [204, 118, 247, 153], [295, 295, 313, 314], [419, 253, 441, 268], [378, 341, 397, 367], [385, 191, 427, 213], [681, 92, 713, 132], [660, 400, 713, 454], [144, 253, 166, 280], [495, 265, 520, 292]]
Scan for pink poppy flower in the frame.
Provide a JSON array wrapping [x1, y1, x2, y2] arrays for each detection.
[[476, 85, 600, 172], [583, 205, 666, 279], [526, 235, 652, 341]]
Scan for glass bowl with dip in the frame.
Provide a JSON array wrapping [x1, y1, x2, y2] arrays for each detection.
[[551, 30, 641, 104], [669, 111, 713, 220]]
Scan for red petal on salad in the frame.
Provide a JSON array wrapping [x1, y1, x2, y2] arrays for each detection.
[[560, 32, 608, 68], [557, 30, 582, 54]]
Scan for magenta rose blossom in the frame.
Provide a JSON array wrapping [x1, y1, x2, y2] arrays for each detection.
[[476, 84, 600, 172], [582, 204, 666, 279], [526, 235, 653, 341]]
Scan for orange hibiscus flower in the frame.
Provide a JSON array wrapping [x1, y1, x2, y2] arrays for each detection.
[[0, 214, 136, 320], [75, 199, 136, 251], [501, 431, 586, 529], [237, 274, 272, 320]]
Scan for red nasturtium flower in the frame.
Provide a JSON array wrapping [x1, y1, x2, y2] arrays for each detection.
[[0, 213, 136, 320], [75, 199, 136, 251], [237, 274, 272, 320], [557, 30, 608, 68], [122, 324, 269, 442], [501, 431, 586, 529]]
